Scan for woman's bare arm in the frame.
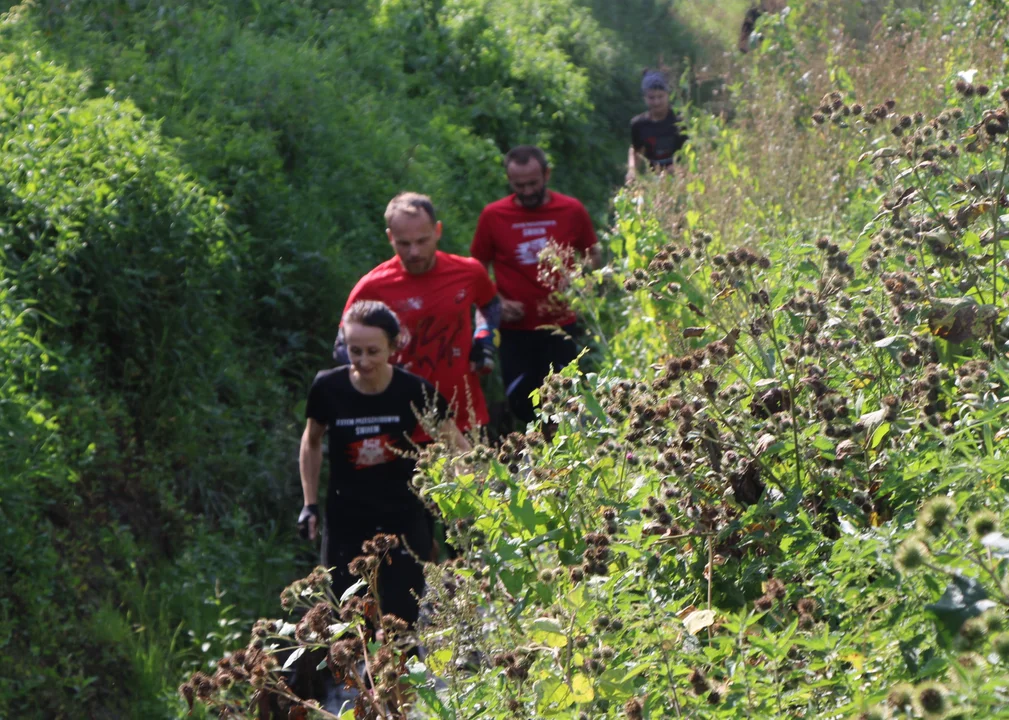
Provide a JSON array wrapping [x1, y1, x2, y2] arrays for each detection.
[[442, 420, 471, 453], [299, 418, 326, 540]]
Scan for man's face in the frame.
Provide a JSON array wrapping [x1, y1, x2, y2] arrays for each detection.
[[387, 212, 441, 275], [645, 89, 669, 114], [506, 160, 551, 209]]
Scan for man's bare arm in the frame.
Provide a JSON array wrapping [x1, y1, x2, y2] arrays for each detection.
[[587, 244, 603, 270], [474, 296, 501, 336], [626, 145, 639, 184]]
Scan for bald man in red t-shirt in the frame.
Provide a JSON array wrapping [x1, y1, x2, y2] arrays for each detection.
[[336, 193, 500, 434], [471, 146, 602, 426]]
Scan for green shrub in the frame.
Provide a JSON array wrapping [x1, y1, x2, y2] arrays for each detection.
[[0, 36, 300, 716], [16, 0, 650, 364], [0, 0, 753, 716], [182, 3, 1009, 719]]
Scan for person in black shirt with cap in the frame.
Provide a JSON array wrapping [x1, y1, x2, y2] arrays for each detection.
[[627, 68, 688, 183], [298, 300, 468, 625]]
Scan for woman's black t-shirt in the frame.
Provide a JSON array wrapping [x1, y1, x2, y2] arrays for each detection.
[[305, 366, 449, 530], [631, 110, 687, 168]]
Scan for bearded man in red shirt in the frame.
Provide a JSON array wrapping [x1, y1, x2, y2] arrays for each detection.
[[335, 192, 500, 435], [471, 146, 602, 426]]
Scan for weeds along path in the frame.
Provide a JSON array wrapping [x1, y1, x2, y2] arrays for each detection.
[[16, 1, 1009, 718], [0, 1, 752, 717], [185, 3, 1009, 719]]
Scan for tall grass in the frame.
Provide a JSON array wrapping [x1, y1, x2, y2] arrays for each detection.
[[650, 0, 1004, 243]]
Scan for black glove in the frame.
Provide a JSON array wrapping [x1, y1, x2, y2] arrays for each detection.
[[298, 504, 319, 539], [469, 334, 496, 374]]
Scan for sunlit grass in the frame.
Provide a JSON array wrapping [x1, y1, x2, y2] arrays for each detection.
[[673, 0, 753, 57]]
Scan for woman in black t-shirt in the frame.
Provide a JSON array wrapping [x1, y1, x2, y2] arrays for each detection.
[[298, 300, 467, 624], [626, 69, 688, 183]]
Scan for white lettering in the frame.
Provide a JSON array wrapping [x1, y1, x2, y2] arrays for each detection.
[[511, 220, 558, 229], [355, 425, 380, 435], [515, 237, 548, 266], [334, 415, 400, 427]]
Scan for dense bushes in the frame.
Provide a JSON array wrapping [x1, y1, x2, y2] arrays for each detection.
[[184, 2, 1009, 719], [18, 0, 655, 365], [0, 37, 297, 717], [0, 0, 723, 716]]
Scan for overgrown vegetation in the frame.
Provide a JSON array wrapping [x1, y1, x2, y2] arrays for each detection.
[[182, 2, 1009, 719], [10, 0, 1009, 717], [0, 34, 299, 716], [0, 0, 729, 716], [22, 0, 657, 345]]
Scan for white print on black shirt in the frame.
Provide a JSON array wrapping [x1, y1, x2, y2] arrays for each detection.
[[334, 415, 399, 439], [334, 415, 400, 427]]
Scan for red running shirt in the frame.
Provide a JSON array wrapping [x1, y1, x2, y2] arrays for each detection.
[[470, 192, 598, 330], [343, 251, 497, 430]]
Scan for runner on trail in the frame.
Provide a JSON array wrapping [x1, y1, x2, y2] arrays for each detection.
[[626, 69, 688, 183], [471, 145, 602, 426], [334, 192, 501, 435], [299, 300, 468, 625]]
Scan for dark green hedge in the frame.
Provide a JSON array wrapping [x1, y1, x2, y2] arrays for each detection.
[[0, 41, 292, 716]]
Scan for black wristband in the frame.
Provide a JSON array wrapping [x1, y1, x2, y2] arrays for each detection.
[[469, 337, 495, 364]]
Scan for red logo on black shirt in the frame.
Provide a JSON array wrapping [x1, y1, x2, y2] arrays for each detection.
[[347, 435, 396, 469]]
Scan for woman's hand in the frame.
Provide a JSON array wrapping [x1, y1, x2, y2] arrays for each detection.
[[440, 420, 472, 453], [298, 504, 319, 541]]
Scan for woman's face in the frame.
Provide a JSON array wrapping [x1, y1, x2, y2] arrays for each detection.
[[645, 89, 669, 114], [344, 322, 394, 377]]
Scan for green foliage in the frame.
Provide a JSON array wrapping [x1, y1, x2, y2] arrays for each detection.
[[404, 56, 1009, 711], [32, 0, 1009, 717], [184, 3, 1009, 719], [374, 0, 624, 206], [579, 0, 748, 65], [0, 45, 231, 424], [0, 0, 721, 715], [0, 32, 299, 717], [14, 0, 653, 364]]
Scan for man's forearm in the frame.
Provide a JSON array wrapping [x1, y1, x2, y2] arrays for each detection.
[[299, 431, 322, 506], [471, 296, 502, 372], [627, 145, 641, 181]]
